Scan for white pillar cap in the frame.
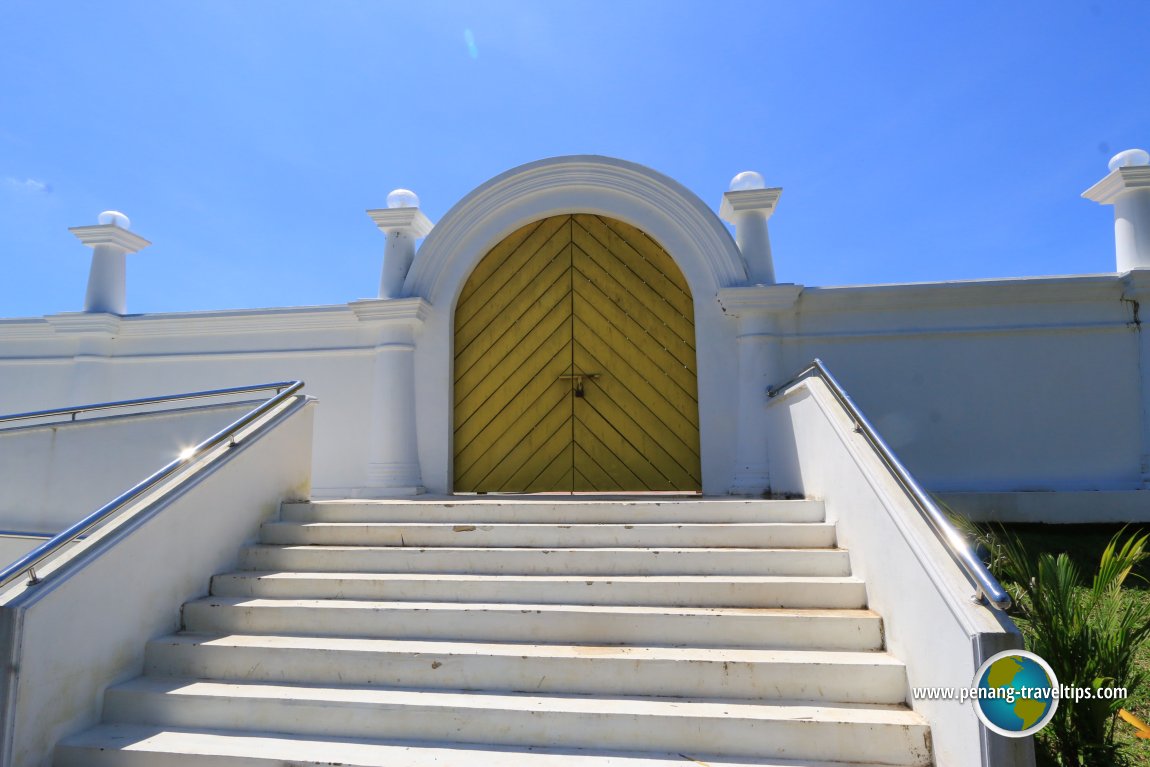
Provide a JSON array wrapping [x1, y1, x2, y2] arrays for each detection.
[[368, 190, 433, 236], [1083, 149, 1150, 205], [367, 207, 434, 237], [69, 223, 151, 252], [720, 187, 782, 224]]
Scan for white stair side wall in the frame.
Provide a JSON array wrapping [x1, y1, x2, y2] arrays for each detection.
[[0, 400, 255, 535], [765, 380, 1032, 767], [0, 398, 315, 767]]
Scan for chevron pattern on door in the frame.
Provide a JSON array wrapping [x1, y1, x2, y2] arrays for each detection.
[[454, 214, 700, 493]]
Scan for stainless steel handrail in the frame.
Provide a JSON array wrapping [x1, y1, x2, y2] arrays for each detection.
[[0, 381, 304, 593], [0, 531, 56, 540], [0, 381, 299, 427], [767, 359, 1011, 611]]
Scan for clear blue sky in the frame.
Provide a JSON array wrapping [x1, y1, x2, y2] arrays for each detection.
[[2, 1, 1147, 317]]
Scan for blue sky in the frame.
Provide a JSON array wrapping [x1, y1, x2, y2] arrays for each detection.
[[1, 1, 1147, 317]]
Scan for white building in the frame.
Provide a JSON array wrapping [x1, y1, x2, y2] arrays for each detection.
[[0, 151, 1147, 766]]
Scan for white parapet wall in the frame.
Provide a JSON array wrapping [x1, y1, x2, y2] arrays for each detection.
[[0, 396, 314, 767], [0, 270, 1144, 508], [766, 376, 1032, 767]]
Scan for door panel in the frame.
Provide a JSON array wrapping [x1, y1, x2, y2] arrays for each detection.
[[454, 214, 700, 493]]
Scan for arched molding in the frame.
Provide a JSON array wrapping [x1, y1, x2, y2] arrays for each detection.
[[406, 156, 742, 495], [406, 155, 747, 305]]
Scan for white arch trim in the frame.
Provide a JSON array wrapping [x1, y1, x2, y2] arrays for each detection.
[[405, 155, 747, 304], [405, 155, 743, 495]]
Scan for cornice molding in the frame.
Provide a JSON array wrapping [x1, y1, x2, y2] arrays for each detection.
[[1082, 166, 1150, 205], [348, 297, 431, 324], [68, 224, 151, 252], [64, 305, 359, 338], [716, 284, 804, 316], [367, 208, 434, 237], [798, 274, 1123, 314], [8, 301, 436, 342], [719, 188, 782, 223], [1121, 268, 1150, 300], [0, 318, 53, 339], [45, 312, 122, 335]]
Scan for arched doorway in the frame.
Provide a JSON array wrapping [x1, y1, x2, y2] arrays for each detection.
[[453, 213, 701, 493]]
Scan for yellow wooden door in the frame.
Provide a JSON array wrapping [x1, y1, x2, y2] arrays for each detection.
[[454, 214, 700, 493]]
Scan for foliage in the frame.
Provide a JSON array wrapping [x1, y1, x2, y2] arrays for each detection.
[[966, 523, 1150, 766]]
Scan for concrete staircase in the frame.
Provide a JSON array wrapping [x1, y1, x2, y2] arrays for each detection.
[[55, 498, 932, 766]]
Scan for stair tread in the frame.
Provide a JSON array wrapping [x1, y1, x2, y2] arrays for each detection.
[[265, 522, 833, 528], [189, 596, 877, 618], [217, 572, 863, 585], [244, 545, 847, 553], [154, 633, 904, 665], [57, 496, 931, 766], [219, 571, 854, 582], [57, 723, 905, 767], [111, 676, 925, 721], [302, 497, 806, 503]]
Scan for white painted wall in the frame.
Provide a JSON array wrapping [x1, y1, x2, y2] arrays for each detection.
[[0, 537, 43, 565], [0, 270, 1146, 509], [0, 396, 314, 767], [0, 157, 1146, 512], [766, 378, 1032, 767], [777, 276, 1142, 494], [0, 309, 375, 496], [0, 400, 254, 536]]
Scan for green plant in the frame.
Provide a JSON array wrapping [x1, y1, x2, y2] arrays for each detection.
[[969, 524, 1150, 766]]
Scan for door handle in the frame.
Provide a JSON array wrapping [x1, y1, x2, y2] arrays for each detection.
[[558, 373, 600, 397]]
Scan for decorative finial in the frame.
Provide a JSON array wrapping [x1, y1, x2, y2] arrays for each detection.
[[1109, 149, 1150, 173], [728, 171, 766, 192], [97, 210, 131, 229], [386, 189, 420, 209]]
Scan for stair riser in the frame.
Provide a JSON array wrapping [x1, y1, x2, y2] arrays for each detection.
[[259, 523, 837, 549], [282, 500, 826, 524], [182, 601, 880, 649], [56, 726, 927, 767], [57, 751, 268, 767], [144, 644, 907, 703], [211, 575, 863, 610], [210, 572, 859, 606], [102, 691, 930, 765], [239, 547, 849, 576]]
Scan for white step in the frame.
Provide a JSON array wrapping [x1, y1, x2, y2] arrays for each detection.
[[98, 679, 930, 765], [56, 724, 923, 767], [145, 634, 908, 703], [239, 545, 852, 576], [183, 597, 883, 650], [258, 521, 837, 548], [282, 498, 825, 524], [54, 496, 931, 766], [210, 570, 858, 605]]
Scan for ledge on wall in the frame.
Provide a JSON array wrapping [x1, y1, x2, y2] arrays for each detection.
[[938, 490, 1150, 524]]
